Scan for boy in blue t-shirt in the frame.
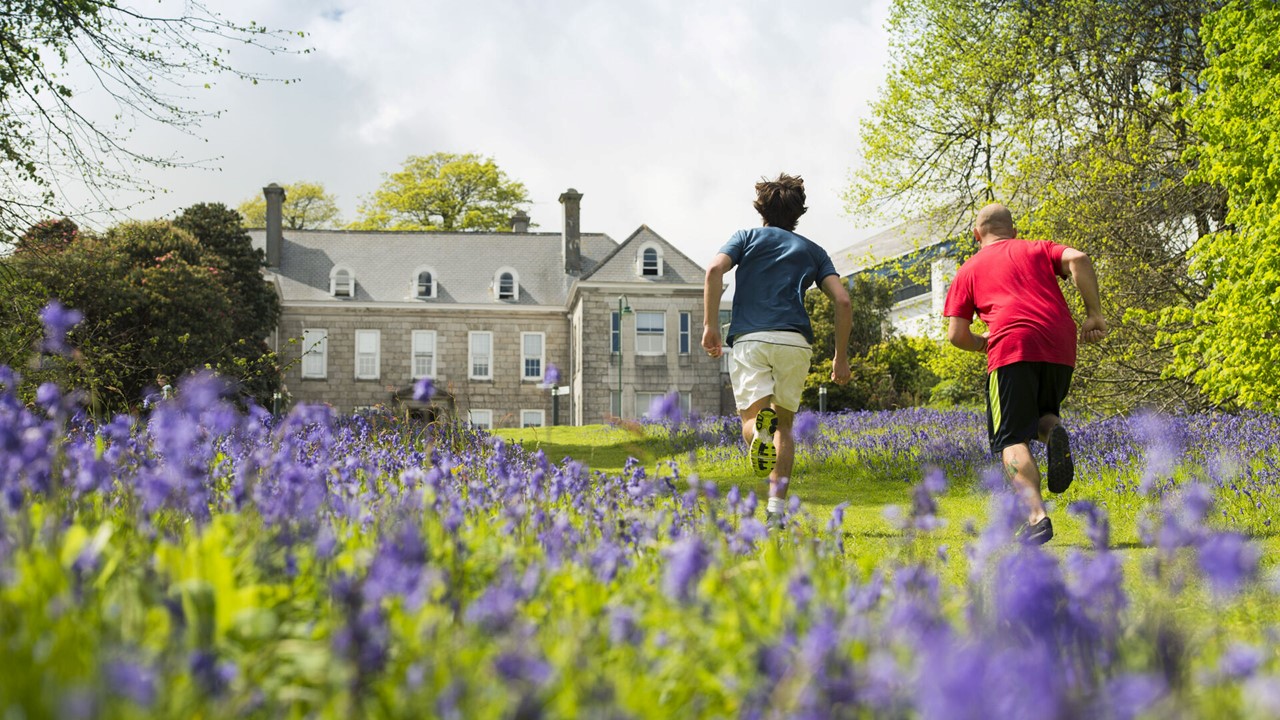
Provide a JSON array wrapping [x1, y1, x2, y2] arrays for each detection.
[[702, 173, 852, 527]]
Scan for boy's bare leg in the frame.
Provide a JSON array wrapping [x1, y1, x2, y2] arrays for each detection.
[[738, 396, 773, 446], [1002, 442, 1047, 524], [770, 405, 796, 498]]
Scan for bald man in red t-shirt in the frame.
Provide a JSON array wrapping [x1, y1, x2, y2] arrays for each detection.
[[943, 203, 1106, 545]]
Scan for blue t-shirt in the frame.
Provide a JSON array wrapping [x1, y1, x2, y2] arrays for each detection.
[[719, 226, 838, 345]]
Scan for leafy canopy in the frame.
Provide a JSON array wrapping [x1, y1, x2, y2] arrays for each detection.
[[0, 1, 306, 236], [238, 182, 342, 230], [352, 153, 530, 232]]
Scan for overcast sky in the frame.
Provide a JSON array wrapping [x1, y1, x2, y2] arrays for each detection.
[[88, 0, 895, 267]]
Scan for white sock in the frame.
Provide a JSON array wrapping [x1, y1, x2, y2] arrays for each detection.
[[767, 496, 785, 514]]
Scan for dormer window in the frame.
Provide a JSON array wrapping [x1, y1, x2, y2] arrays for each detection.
[[412, 266, 438, 299], [637, 243, 664, 277], [494, 267, 519, 301], [331, 267, 354, 297]]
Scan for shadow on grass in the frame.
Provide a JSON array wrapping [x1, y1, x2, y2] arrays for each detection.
[[497, 425, 674, 474]]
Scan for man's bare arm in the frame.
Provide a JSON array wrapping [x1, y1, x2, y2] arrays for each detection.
[[1060, 248, 1107, 343], [946, 316, 988, 352]]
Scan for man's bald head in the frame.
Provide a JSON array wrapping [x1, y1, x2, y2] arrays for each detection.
[[974, 203, 1016, 241]]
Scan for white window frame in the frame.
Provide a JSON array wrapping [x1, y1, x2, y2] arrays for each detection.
[[494, 267, 520, 301], [301, 329, 328, 379], [637, 242, 664, 277], [411, 330, 437, 379], [679, 312, 691, 354], [521, 332, 545, 382], [468, 409, 493, 429], [412, 266, 438, 299], [520, 409, 545, 428], [635, 311, 666, 356], [330, 266, 355, 297], [469, 331, 493, 380], [354, 329, 381, 380]]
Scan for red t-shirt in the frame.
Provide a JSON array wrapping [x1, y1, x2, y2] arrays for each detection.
[[943, 239, 1077, 371]]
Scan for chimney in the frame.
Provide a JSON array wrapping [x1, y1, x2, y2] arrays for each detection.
[[509, 210, 530, 233], [264, 183, 286, 268], [559, 188, 582, 275]]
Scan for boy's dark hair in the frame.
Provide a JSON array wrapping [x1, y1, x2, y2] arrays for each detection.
[[753, 173, 808, 231]]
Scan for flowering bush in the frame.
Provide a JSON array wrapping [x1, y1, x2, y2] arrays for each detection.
[[1, 361, 1279, 717]]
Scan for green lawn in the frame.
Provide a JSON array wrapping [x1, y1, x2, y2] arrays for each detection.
[[498, 422, 1280, 639]]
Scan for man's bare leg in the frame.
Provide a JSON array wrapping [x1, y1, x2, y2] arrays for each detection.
[[1002, 442, 1047, 525], [1037, 413, 1061, 443]]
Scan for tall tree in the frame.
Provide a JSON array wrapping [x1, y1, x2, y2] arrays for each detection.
[[850, 0, 1224, 412], [1174, 1, 1280, 408], [237, 182, 342, 230], [0, 2, 304, 236], [8, 220, 237, 408], [352, 153, 530, 232], [174, 203, 281, 404]]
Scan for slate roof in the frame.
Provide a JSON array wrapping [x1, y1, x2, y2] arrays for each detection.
[[581, 225, 706, 284], [830, 217, 960, 276], [248, 229, 618, 306]]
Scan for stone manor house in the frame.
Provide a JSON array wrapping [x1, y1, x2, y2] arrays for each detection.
[[248, 184, 724, 428]]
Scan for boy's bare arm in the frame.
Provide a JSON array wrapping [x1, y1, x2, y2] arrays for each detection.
[[820, 274, 852, 385], [1060, 248, 1107, 343], [702, 253, 734, 358]]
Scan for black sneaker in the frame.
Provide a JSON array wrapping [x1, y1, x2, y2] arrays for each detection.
[[749, 409, 779, 474], [1046, 425, 1074, 494], [1016, 516, 1054, 545]]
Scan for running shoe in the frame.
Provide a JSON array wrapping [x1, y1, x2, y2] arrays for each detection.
[[1016, 516, 1054, 545], [1046, 425, 1075, 494], [748, 408, 778, 474]]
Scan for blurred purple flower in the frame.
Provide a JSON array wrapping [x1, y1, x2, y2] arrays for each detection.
[[39, 300, 83, 354], [494, 650, 552, 686], [793, 411, 819, 443], [1095, 673, 1167, 720], [544, 364, 561, 387], [662, 535, 709, 602], [647, 391, 684, 425], [1068, 500, 1111, 551], [1244, 675, 1280, 717], [1216, 643, 1263, 682], [413, 377, 434, 402], [105, 659, 157, 707], [190, 650, 236, 697], [1197, 531, 1260, 595], [608, 605, 644, 645]]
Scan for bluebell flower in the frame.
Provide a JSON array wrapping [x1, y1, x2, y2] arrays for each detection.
[[104, 659, 157, 707], [647, 391, 684, 425], [413, 377, 434, 402], [662, 534, 709, 602], [494, 650, 552, 686], [1215, 643, 1263, 682], [544, 364, 561, 386], [793, 411, 819, 443], [1197, 531, 1259, 595], [39, 300, 83, 354], [1094, 673, 1167, 720]]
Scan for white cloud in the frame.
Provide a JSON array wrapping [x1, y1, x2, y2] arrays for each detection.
[[66, 0, 894, 262]]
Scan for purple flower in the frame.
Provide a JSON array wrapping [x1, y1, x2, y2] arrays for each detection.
[[1068, 500, 1110, 550], [662, 535, 709, 602], [544, 364, 561, 386], [494, 650, 552, 686], [1216, 643, 1263, 681], [647, 391, 684, 425], [413, 377, 434, 402], [1197, 531, 1260, 595], [39, 300, 83, 354], [104, 659, 157, 707], [793, 411, 819, 443], [1095, 673, 1167, 720]]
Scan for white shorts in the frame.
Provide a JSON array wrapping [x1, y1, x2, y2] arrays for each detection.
[[730, 331, 813, 413]]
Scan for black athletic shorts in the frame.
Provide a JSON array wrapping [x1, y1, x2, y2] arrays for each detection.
[[985, 361, 1073, 454]]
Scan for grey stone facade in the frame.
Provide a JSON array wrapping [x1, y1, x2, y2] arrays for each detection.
[[253, 185, 724, 427]]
